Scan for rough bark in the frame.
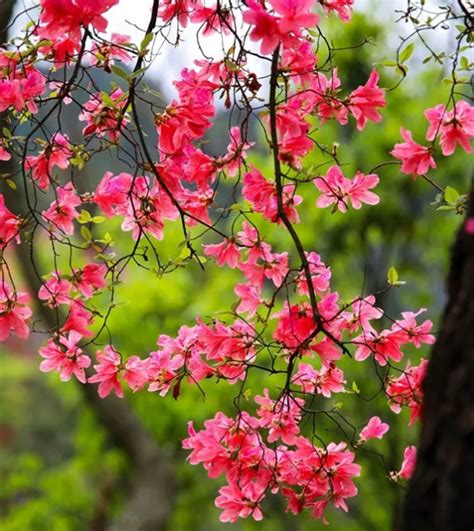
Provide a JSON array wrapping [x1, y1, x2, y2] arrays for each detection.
[[401, 186, 474, 531]]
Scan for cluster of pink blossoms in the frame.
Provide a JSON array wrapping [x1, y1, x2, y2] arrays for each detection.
[[391, 100, 474, 176], [3, 0, 471, 524], [183, 406, 361, 523]]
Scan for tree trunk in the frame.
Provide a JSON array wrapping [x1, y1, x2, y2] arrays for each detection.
[[401, 186, 474, 531]]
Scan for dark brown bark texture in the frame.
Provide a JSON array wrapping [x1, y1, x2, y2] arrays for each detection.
[[401, 185, 474, 531]]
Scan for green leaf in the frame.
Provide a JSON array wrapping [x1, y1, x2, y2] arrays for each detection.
[[352, 381, 360, 394], [387, 266, 399, 285], [130, 66, 148, 79], [444, 186, 459, 203], [91, 216, 106, 224], [140, 32, 154, 52], [110, 65, 130, 81], [100, 91, 114, 106], [5, 179, 16, 190], [80, 226, 92, 242], [381, 59, 398, 68], [399, 43, 415, 63], [77, 210, 92, 223]]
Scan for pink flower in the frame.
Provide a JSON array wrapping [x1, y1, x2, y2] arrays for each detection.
[[21, 69, 46, 114], [0, 144, 11, 161], [156, 67, 216, 155], [353, 326, 405, 366], [239, 245, 289, 288], [190, 4, 233, 36], [203, 238, 241, 268], [293, 362, 346, 397], [89, 345, 124, 398], [234, 283, 262, 317], [0, 79, 24, 112], [0, 282, 32, 341], [61, 299, 94, 337], [345, 295, 383, 333], [93, 171, 133, 217], [79, 88, 129, 141], [314, 165, 379, 213], [273, 302, 315, 349], [243, 0, 319, 55], [310, 69, 349, 125], [321, 0, 354, 21], [159, 0, 196, 27], [120, 176, 178, 241], [90, 33, 133, 67], [296, 252, 331, 296], [123, 356, 148, 392], [39, 0, 119, 38], [218, 127, 253, 177], [0, 194, 21, 249], [255, 389, 303, 445], [391, 309, 435, 348], [387, 359, 428, 426], [199, 320, 256, 383], [348, 70, 385, 130], [147, 350, 184, 396], [243, 168, 302, 223], [280, 39, 318, 86], [42, 182, 81, 236], [39, 331, 91, 383], [397, 445, 417, 480], [425, 100, 474, 156], [38, 274, 72, 307], [24, 133, 72, 190], [71, 263, 107, 299], [391, 128, 437, 176], [359, 416, 389, 442], [243, 0, 281, 55], [270, 0, 319, 35], [215, 481, 265, 523]]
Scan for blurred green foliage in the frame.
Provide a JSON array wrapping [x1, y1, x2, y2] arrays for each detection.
[[0, 10, 471, 531]]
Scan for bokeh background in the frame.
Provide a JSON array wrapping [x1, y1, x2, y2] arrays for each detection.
[[1, 1, 472, 530]]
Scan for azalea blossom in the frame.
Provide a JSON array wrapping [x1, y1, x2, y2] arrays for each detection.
[[42, 182, 81, 236], [348, 70, 386, 130], [89, 345, 124, 398], [0, 194, 21, 249], [359, 416, 390, 442], [0, 282, 32, 341], [425, 100, 474, 156], [387, 359, 428, 426], [39, 331, 91, 383], [391, 128, 437, 176], [38, 274, 72, 307], [24, 133, 72, 190], [396, 445, 417, 480], [321, 0, 354, 21], [314, 165, 380, 213], [71, 263, 108, 299], [203, 238, 241, 268]]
